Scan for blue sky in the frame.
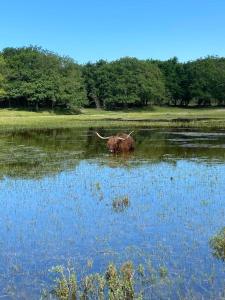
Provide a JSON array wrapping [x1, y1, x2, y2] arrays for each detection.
[[1, 0, 225, 63]]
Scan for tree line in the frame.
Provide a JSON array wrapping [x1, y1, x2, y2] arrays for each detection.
[[0, 46, 225, 111], [0, 47, 86, 112]]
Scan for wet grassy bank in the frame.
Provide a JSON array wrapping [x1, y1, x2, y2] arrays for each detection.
[[0, 106, 225, 132]]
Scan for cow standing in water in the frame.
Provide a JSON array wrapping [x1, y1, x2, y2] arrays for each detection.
[[95, 131, 134, 153]]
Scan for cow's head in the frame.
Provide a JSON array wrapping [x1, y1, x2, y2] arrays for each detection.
[[95, 131, 134, 153]]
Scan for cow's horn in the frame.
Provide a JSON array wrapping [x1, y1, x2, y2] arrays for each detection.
[[117, 131, 134, 140], [127, 131, 134, 137], [95, 132, 111, 139]]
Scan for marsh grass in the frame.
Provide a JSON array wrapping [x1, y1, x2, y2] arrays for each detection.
[[48, 259, 171, 300], [1, 127, 225, 299], [1, 107, 225, 132], [112, 196, 130, 213], [50, 261, 142, 300], [210, 227, 225, 261], [50, 265, 77, 300]]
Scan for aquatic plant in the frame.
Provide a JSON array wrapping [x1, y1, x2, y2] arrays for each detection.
[[1, 126, 225, 299], [50, 265, 77, 300], [106, 261, 134, 300], [159, 266, 168, 279], [50, 262, 143, 300], [81, 273, 105, 300], [210, 227, 225, 261], [112, 196, 130, 213]]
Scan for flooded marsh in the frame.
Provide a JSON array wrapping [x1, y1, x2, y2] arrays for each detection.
[[0, 128, 225, 299]]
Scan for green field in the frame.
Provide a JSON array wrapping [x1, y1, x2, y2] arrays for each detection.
[[0, 106, 225, 132]]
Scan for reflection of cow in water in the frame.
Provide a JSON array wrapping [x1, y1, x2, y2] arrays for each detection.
[[95, 131, 134, 153]]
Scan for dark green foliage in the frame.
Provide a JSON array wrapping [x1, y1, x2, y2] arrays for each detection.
[[185, 57, 225, 107], [154, 57, 187, 106], [1, 46, 225, 110], [83, 57, 166, 109], [1, 46, 87, 111], [0, 55, 6, 98], [82, 60, 108, 109], [84, 55, 225, 109]]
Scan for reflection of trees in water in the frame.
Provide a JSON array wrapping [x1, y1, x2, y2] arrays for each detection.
[[0, 129, 89, 179], [0, 128, 225, 179]]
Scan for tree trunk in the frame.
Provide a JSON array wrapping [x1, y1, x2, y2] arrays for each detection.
[[35, 101, 39, 112], [51, 100, 55, 111], [94, 96, 101, 109], [123, 102, 128, 109]]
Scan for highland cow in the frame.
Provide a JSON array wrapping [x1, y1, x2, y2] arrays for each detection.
[[95, 131, 134, 153]]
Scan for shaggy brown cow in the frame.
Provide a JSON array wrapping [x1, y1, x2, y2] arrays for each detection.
[[95, 131, 134, 153]]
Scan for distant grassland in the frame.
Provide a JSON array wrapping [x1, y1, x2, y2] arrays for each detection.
[[0, 106, 225, 132]]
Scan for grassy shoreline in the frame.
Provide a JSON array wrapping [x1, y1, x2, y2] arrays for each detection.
[[0, 106, 225, 132]]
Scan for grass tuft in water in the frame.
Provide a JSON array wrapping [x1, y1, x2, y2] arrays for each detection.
[[159, 266, 168, 279], [81, 273, 105, 300], [106, 261, 135, 300], [50, 261, 143, 300], [50, 265, 77, 300], [210, 227, 225, 261], [112, 196, 130, 213]]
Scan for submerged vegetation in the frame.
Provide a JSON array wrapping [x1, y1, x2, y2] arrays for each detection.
[[1, 128, 225, 180], [210, 227, 225, 261], [50, 265, 77, 300], [49, 262, 135, 300], [0, 128, 225, 299], [112, 197, 130, 213], [48, 261, 170, 300]]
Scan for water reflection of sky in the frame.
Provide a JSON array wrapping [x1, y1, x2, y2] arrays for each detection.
[[0, 129, 225, 299]]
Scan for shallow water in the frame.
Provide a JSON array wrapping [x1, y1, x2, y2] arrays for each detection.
[[0, 128, 225, 299]]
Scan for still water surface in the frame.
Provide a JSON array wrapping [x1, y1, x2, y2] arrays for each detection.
[[0, 128, 225, 299]]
